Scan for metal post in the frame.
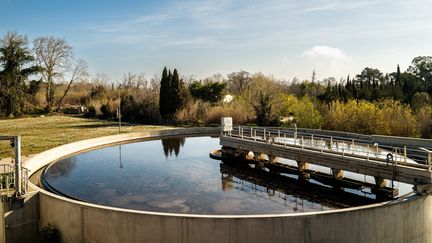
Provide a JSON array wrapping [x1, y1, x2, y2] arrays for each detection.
[[14, 136, 23, 197], [284, 133, 287, 147], [376, 144, 379, 157], [118, 95, 122, 133], [367, 145, 370, 161], [342, 142, 345, 157], [404, 146, 407, 163], [301, 136, 304, 150], [321, 138, 323, 153], [263, 128, 266, 140]]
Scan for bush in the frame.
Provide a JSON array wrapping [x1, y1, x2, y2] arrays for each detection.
[[84, 105, 96, 117], [416, 106, 432, 138], [175, 100, 209, 125], [324, 100, 390, 135], [205, 100, 253, 125], [279, 95, 321, 128], [39, 224, 60, 243], [100, 99, 118, 119], [379, 99, 418, 137], [120, 95, 160, 124]]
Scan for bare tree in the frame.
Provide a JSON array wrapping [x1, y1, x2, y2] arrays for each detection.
[[33, 37, 73, 111], [150, 74, 160, 92], [56, 59, 88, 111], [93, 73, 111, 86], [227, 70, 252, 95]]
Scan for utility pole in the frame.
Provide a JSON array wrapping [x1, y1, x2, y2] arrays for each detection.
[[118, 94, 122, 134]]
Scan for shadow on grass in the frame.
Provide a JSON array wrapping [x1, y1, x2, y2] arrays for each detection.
[[65, 122, 140, 129]]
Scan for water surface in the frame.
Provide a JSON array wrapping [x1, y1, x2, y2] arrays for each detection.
[[43, 136, 395, 215]]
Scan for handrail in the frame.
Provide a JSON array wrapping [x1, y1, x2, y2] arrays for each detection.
[[222, 125, 431, 171]]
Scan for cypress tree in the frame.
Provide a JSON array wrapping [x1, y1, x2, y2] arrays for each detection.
[[159, 67, 184, 119], [159, 67, 168, 117], [172, 69, 181, 111]]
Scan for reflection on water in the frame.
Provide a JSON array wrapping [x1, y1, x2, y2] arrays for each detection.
[[45, 157, 76, 179], [161, 137, 185, 158], [43, 136, 395, 215]]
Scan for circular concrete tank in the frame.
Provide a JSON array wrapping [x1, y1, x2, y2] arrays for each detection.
[[26, 128, 432, 243]]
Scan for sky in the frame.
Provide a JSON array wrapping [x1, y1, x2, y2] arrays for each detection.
[[1, 0, 432, 82]]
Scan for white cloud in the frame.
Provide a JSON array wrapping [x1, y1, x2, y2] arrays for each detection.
[[301, 46, 353, 79], [303, 46, 349, 60]]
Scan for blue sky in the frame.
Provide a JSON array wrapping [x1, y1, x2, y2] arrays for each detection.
[[1, 0, 432, 82]]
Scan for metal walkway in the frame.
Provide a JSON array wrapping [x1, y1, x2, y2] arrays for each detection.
[[220, 126, 432, 187]]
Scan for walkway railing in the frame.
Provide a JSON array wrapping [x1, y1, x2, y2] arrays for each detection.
[[222, 126, 432, 171], [0, 135, 30, 198]]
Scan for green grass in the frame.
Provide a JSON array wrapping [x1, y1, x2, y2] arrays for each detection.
[[0, 115, 167, 158]]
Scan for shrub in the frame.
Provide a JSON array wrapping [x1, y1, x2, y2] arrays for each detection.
[[84, 105, 96, 117], [324, 100, 390, 135], [416, 106, 432, 138], [175, 100, 209, 125], [379, 99, 418, 137], [39, 224, 60, 243], [205, 100, 253, 125], [279, 95, 321, 128], [120, 95, 160, 124]]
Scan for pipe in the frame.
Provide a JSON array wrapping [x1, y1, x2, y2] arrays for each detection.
[[14, 136, 23, 197]]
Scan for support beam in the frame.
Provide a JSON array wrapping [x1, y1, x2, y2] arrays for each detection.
[[374, 177, 388, 188], [268, 155, 278, 164], [331, 168, 344, 180], [297, 161, 310, 179]]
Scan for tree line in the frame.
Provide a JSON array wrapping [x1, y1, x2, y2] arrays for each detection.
[[1, 31, 431, 138], [0, 31, 87, 117]]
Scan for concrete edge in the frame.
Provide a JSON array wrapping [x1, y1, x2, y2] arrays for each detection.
[[25, 127, 419, 219]]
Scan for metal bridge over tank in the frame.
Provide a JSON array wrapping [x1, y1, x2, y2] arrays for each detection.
[[219, 125, 432, 195]]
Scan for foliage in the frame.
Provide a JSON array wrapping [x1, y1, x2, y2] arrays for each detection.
[[280, 95, 321, 128], [408, 56, 432, 94], [253, 91, 274, 126], [38, 224, 60, 243], [324, 100, 390, 135], [205, 99, 253, 125], [226, 70, 251, 95], [121, 95, 160, 124], [416, 106, 432, 138], [379, 99, 418, 137], [0, 31, 41, 117], [175, 100, 209, 125], [189, 80, 226, 103], [411, 92, 431, 111], [159, 67, 184, 119]]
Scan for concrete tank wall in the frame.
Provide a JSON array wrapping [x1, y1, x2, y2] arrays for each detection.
[[24, 127, 432, 243], [37, 192, 432, 243], [0, 197, 5, 243]]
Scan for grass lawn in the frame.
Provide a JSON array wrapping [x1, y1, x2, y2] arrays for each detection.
[[0, 115, 167, 158]]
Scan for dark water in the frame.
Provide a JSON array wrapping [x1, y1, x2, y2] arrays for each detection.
[[43, 136, 388, 215]]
